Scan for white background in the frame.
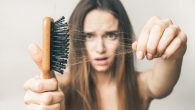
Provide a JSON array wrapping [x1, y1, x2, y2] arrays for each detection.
[[0, 0, 194, 109]]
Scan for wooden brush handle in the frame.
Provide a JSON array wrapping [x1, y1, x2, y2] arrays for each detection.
[[42, 17, 51, 79]]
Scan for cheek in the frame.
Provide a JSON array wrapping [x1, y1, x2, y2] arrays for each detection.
[[85, 42, 93, 57], [85, 41, 96, 50], [106, 40, 120, 52]]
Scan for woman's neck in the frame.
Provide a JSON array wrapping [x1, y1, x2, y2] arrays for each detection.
[[95, 71, 114, 87], [94, 71, 118, 110]]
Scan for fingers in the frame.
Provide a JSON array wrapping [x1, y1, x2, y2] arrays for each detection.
[[26, 103, 60, 110], [132, 41, 137, 51], [24, 76, 58, 92], [161, 37, 181, 59], [145, 18, 172, 58], [24, 90, 64, 105], [135, 16, 187, 60], [26, 43, 64, 110], [24, 76, 64, 110], [161, 31, 187, 59], [28, 43, 43, 70], [157, 25, 180, 56], [136, 16, 160, 60], [146, 24, 165, 59]]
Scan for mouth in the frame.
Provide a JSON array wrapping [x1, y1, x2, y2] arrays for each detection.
[[95, 57, 108, 60], [93, 57, 109, 66]]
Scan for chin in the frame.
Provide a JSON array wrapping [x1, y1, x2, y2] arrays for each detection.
[[92, 65, 111, 73]]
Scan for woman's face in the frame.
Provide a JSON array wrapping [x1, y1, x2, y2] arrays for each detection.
[[83, 9, 120, 73]]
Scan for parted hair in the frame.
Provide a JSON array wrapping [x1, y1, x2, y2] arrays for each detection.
[[64, 0, 142, 110]]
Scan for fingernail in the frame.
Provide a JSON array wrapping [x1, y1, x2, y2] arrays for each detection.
[[147, 53, 153, 60], [162, 54, 167, 59], [136, 51, 144, 60]]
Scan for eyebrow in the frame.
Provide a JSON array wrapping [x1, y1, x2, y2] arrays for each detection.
[[82, 32, 95, 37], [105, 30, 119, 34], [83, 30, 119, 35]]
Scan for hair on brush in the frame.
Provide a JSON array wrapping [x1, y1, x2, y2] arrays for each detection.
[[42, 16, 69, 79]]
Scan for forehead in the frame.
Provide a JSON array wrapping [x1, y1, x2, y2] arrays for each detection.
[[83, 9, 118, 32]]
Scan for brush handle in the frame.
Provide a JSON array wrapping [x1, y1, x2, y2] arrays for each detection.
[[42, 17, 51, 79]]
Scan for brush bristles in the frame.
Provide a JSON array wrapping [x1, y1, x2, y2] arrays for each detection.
[[50, 16, 69, 74]]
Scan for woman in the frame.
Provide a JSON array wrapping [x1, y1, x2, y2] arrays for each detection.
[[24, 0, 187, 110]]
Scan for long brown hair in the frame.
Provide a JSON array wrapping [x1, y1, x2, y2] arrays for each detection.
[[64, 0, 141, 110]]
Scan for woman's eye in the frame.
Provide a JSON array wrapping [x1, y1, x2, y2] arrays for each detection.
[[85, 34, 94, 41], [105, 33, 118, 40]]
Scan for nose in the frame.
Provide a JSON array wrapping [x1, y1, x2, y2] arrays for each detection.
[[95, 37, 105, 54]]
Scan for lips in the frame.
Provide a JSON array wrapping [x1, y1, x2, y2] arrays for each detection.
[[95, 57, 108, 60], [93, 57, 108, 66]]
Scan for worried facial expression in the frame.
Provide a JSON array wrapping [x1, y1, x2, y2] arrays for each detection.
[[83, 9, 120, 73]]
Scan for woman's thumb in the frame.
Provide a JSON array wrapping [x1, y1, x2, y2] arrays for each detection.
[[28, 43, 43, 70]]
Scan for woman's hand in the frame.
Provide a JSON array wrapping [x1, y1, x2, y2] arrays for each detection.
[[132, 16, 187, 60], [134, 16, 188, 98], [23, 43, 64, 110]]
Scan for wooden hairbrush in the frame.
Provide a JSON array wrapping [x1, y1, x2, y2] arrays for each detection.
[[42, 16, 69, 79]]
